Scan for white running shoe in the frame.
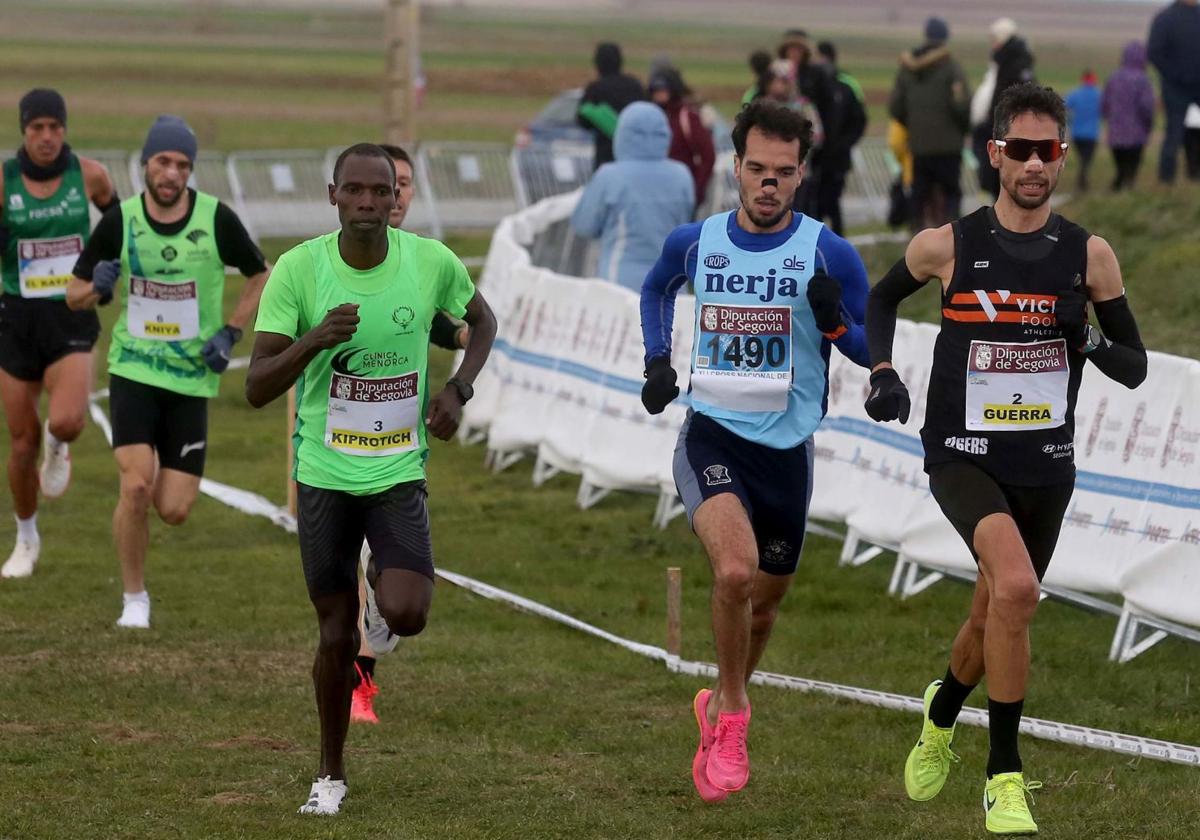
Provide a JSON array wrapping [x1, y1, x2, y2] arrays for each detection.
[[38, 420, 71, 499], [298, 776, 347, 815], [360, 543, 399, 655], [116, 596, 151, 629], [1, 538, 40, 578]]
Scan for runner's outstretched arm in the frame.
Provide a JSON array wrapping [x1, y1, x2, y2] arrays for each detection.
[[865, 226, 951, 369], [1078, 236, 1146, 389], [245, 304, 360, 408], [815, 229, 871, 368], [639, 223, 699, 365]]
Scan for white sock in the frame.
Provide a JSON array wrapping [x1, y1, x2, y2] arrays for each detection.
[[15, 514, 38, 544], [123, 590, 149, 605], [45, 426, 64, 449]]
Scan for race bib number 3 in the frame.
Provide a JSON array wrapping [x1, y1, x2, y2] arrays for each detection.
[[127, 276, 200, 340], [691, 303, 792, 412], [18, 235, 83, 298], [965, 339, 1068, 432], [325, 371, 420, 457]]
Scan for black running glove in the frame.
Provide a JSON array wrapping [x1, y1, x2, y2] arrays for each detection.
[[201, 324, 242, 373], [92, 258, 121, 305], [1055, 289, 1089, 351], [806, 269, 847, 339], [641, 356, 679, 415], [864, 367, 911, 423]]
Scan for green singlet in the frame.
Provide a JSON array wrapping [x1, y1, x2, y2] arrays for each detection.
[[107, 191, 226, 398], [255, 227, 475, 494], [1, 155, 90, 299]]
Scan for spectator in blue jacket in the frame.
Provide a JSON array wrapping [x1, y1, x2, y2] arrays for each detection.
[[1064, 69, 1101, 191], [570, 102, 694, 293], [1148, 0, 1200, 183]]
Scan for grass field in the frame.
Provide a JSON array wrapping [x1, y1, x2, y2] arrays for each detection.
[[3, 3, 1200, 838]]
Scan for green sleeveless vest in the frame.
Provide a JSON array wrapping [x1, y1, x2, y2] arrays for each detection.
[[1, 154, 90, 298]]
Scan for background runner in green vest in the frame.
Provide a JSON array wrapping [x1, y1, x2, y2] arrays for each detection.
[[66, 116, 270, 630], [0, 89, 117, 579], [348, 142, 472, 727], [245, 143, 496, 816]]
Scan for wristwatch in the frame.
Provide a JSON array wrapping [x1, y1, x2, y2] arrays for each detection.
[[1080, 324, 1107, 355], [446, 377, 474, 404]]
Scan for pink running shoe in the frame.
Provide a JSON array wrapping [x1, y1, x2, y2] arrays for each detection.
[[691, 689, 728, 803], [350, 664, 379, 725], [706, 705, 751, 792]]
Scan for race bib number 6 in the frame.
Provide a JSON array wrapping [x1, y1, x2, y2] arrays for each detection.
[[127, 276, 200, 341], [965, 338, 1068, 432], [325, 371, 420, 457], [691, 303, 792, 412]]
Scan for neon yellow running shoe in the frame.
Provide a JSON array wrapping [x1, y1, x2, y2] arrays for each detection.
[[984, 772, 1042, 835], [904, 680, 960, 801]]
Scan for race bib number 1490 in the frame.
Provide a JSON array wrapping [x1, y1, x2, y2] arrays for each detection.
[[691, 303, 792, 412]]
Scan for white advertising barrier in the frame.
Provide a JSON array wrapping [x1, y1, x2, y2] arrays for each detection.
[[535, 278, 620, 479], [1045, 350, 1197, 595]]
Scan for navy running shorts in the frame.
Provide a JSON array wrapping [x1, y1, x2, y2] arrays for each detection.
[[672, 410, 814, 576]]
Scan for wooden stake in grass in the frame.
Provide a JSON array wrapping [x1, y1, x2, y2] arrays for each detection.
[[384, 0, 420, 145], [286, 385, 297, 517], [666, 566, 682, 657]]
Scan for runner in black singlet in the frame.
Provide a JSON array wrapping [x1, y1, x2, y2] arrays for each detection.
[[863, 83, 1147, 836]]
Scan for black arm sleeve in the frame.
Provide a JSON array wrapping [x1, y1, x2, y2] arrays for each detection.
[[429, 312, 461, 351], [72, 206, 124, 280], [93, 191, 120, 213], [214, 202, 268, 277], [866, 258, 929, 366], [1087, 295, 1147, 389]]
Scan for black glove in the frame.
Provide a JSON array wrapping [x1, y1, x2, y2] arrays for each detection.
[[201, 324, 243, 373], [806, 269, 846, 338], [1055, 288, 1089, 350], [92, 258, 121, 305], [864, 367, 911, 424], [641, 355, 679, 415]]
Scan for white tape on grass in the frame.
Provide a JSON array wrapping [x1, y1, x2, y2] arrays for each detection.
[[85, 397, 1200, 769]]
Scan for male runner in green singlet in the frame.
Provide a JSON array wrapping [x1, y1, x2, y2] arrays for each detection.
[[245, 143, 496, 816], [1, 89, 117, 578]]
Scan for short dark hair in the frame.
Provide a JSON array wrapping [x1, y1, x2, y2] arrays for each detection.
[[332, 142, 396, 184], [992, 83, 1067, 141], [731, 100, 814, 162], [817, 40, 837, 64], [378, 143, 412, 169]]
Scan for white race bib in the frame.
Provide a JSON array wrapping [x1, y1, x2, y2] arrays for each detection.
[[17, 235, 82, 298], [691, 303, 792, 412], [127, 276, 200, 341], [965, 338, 1068, 432], [324, 371, 420, 457]]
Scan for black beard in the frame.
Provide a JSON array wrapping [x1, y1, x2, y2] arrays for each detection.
[[149, 183, 186, 208], [741, 200, 791, 230]]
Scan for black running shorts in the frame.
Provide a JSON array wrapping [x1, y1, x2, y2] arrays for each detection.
[[927, 459, 1074, 581], [297, 480, 434, 599], [108, 374, 209, 476], [0, 293, 99, 381], [672, 410, 814, 576]]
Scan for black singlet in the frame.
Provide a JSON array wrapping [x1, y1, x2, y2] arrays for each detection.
[[921, 207, 1089, 486]]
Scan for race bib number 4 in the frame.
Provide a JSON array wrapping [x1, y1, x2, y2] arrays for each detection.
[[127, 276, 200, 340], [965, 339, 1068, 432], [18, 235, 82, 298], [691, 303, 791, 412], [325, 371, 420, 457]]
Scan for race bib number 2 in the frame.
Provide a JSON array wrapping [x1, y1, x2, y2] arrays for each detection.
[[691, 303, 791, 412], [18, 235, 82, 298], [325, 371, 420, 457], [965, 339, 1068, 432]]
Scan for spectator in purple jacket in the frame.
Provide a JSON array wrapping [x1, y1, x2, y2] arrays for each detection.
[[1102, 41, 1156, 191]]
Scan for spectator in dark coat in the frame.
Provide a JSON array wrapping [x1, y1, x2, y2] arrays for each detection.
[[648, 67, 715, 208], [778, 29, 837, 217], [973, 18, 1036, 198], [1147, 0, 1200, 183], [577, 42, 645, 171], [1102, 41, 1157, 191], [888, 17, 971, 229], [811, 40, 868, 235]]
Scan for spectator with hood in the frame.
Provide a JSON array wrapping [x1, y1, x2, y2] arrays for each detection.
[[648, 67, 715, 208], [972, 18, 1036, 197], [1148, 0, 1200, 184], [888, 16, 971, 229], [1065, 69, 1101, 191], [570, 102, 693, 293], [577, 42, 645, 171], [1102, 41, 1157, 191]]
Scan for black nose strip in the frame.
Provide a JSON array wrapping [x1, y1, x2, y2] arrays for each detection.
[[761, 178, 778, 188]]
